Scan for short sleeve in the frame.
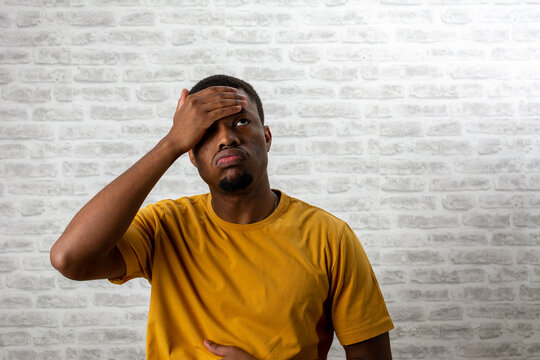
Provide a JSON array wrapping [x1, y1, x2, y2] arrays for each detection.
[[108, 203, 159, 285], [329, 223, 394, 346]]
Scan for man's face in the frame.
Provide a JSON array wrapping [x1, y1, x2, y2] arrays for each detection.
[[189, 89, 271, 194]]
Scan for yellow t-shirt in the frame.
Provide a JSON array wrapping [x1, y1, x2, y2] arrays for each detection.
[[110, 190, 393, 359]]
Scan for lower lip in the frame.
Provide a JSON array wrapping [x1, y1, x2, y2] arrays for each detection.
[[217, 155, 244, 167]]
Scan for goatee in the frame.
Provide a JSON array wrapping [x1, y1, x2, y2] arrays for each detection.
[[218, 170, 254, 193]]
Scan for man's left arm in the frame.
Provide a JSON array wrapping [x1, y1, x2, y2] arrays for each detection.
[[343, 332, 392, 360]]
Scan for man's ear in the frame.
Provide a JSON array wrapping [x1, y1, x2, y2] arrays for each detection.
[[188, 150, 198, 168], [264, 125, 272, 152]]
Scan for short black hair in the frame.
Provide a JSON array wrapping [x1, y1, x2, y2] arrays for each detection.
[[189, 74, 265, 125]]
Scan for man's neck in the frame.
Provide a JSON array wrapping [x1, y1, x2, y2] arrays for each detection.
[[209, 178, 277, 225]]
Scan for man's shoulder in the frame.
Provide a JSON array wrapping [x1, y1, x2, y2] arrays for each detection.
[[283, 192, 348, 231], [142, 193, 209, 216]]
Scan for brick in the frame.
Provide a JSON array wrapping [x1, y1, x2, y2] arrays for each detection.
[[441, 194, 475, 210], [274, 159, 311, 175], [450, 249, 513, 265], [0, 311, 57, 327], [462, 212, 511, 229], [449, 64, 510, 80], [245, 66, 306, 81], [463, 28, 510, 42], [66, 348, 104, 360], [494, 174, 530, 190], [0, 124, 54, 140], [457, 342, 521, 357], [304, 10, 373, 25], [74, 67, 120, 83], [6, 180, 85, 196], [135, 85, 169, 102], [104, 29, 166, 45], [16, 10, 40, 27], [149, 48, 223, 64], [0, 256, 18, 272], [36, 294, 88, 308], [297, 102, 361, 119], [227, 28, 272, 43], [520, 285, 540, 301], [6, 274, 56, 290], [72, 142, 140, 157], [397, 288, 449, 302], [381, 196, 436, 211], [387, 305, 425, 322], [380, 120, 423, 136], [468, 304, 540, 319], [71, 49, 144, 65], [276, 29, 338, 43], [430, 177, 491, 191], [491, 232, 539, 246], [399, 214, 459, 229], [63, 311, 124, 327], [428, 305, 464, 320], [455, 286, 515, 301], [20, 199, 47, 217], [159, 9, 223, 25], [62, 161, 101, 177], [289, 47, 320, 63], [488, 266, 529, 282], [2, 85, 51, 103], [403, 323, 474, 339], [412, 268, 485, 284], [78, 86, 130, 102], [479, 323, 503, 339], [71, 11, 116, 26], [409, 83, 483, 99], [19, 67, 71, 83], [32, 329, 75, 346], [310, 65, 359, 81], [425, 120, 462, 136], [35, 47, 70, 64], [106, 347, 146, 360], [28, 142, 72, 158], [380, 177, 425, 192], [0, 331, 31, 346], [0, 238, 34, 252], [90, 106, 153, 120], [124, 68, 186, 82], [119, 10, 157, 26], [0, 143, 27, 158], [0, 30, 64, 46], [229, 48, 283, 63], [33, 106, 84, 121], [0, 49, 31, 63], [340, 84, 404, 99], [0, 162, 58, 178], [380, 249, 444, 265], [77, 328, 144, 344]]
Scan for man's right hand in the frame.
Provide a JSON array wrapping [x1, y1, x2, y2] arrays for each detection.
[[166, 86, 247, 157]]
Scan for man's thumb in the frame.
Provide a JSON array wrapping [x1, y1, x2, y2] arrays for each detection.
[[204, 339, 230, 356], [176, 88, 189, 111]]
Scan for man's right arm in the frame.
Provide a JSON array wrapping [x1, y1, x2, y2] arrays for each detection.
[[50, 86, 247, 281]]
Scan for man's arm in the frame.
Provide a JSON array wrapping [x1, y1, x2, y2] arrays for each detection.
[[50, 86, 247, 281], [343, 332, 392, 360]]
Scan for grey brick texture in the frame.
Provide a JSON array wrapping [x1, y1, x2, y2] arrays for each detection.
[[1, 1, 540, 359]]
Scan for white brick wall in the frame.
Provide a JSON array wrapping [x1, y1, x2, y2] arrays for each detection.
[[1, 1, 540, 359]]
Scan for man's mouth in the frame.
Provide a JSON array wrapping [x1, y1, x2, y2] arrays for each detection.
[[214, 148, 246, 168]]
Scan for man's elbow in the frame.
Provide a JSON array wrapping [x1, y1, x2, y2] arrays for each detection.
[[50, 240, 85, 281]]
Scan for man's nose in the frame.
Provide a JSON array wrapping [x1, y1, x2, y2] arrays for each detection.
[[216, 122, 240, 149]]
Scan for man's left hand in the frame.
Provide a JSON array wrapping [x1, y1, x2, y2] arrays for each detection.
[[204, 339, 257, 359]]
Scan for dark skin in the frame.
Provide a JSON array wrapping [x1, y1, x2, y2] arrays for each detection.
[[50, 85, 392, 359]]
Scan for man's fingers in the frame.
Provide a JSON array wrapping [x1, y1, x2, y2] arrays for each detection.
[[204, 339, 231, 356], [195, 86, 238, 96]]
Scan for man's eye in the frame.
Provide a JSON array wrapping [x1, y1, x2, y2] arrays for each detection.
[[236, 119, 250, 126]]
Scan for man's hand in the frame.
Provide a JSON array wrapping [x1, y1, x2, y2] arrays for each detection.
[[165, 86, 247, 157], [204, 339, 257, 360]]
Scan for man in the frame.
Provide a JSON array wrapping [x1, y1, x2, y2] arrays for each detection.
[[50, 75, 394, 359]]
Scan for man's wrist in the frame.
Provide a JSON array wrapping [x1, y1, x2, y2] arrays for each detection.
[[158, 135, 185, 162]]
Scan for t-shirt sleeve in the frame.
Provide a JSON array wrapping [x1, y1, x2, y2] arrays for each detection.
[[329, 223, 394, 346], [108, 203, 159, 285]]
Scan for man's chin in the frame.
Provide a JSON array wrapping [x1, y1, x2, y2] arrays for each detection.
[[218, 170, 254, 193]]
